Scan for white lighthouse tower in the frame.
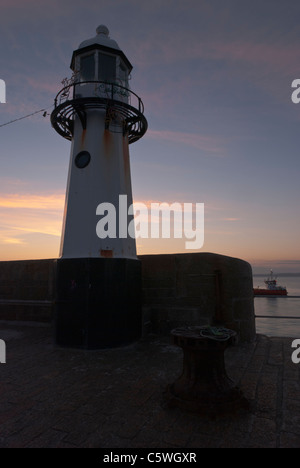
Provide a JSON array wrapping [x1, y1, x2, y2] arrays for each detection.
[[51, 25, 147, 349]]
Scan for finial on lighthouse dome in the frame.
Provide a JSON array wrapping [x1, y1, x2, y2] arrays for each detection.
[[96, 24, 109, 36], [78, 24, 120, 50]]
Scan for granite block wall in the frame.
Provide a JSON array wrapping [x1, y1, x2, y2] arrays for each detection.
[[0, 252, 255, 341]]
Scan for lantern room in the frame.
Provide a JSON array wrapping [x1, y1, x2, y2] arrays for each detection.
[[70, 25, 132, 90], [52, 25, 147, 144]]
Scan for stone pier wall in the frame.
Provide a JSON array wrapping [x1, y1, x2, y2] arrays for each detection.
[[0, 252, 256, 341], [0, 259, 55, 322], [140, 252, 255, 342]]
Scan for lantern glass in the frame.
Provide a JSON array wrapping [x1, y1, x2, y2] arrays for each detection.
[[98, 53, 116, 82], [80, 53, 95, 81]]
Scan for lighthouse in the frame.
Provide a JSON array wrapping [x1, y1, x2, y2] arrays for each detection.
[[51, 25, 147, 349]]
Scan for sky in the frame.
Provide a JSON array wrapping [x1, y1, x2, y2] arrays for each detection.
[[0, 0, 300, 274]]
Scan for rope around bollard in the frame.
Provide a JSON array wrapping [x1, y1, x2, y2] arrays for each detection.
[[198, 326, 234, 341]]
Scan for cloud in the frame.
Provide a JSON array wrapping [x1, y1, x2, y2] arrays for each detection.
[[134, 25, 300, 109], [0, 193, 64, 210], [146, 129, 226, 154], [133, 25, 297, 67], [0, 193, 64, 248], [25, 77, 61, 96], [0, 236, 26, 245]]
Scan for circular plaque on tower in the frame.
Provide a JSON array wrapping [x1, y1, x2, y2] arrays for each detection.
[[75, 151, 91, 168]]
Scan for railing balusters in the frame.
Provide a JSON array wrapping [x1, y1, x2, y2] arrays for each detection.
[[54, 80, 145, 111], [52, 80, 147, 143]]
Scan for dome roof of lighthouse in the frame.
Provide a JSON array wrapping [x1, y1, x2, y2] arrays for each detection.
[[78, 25, 121, 51]]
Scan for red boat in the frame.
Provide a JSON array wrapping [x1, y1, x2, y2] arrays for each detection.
[[253, 270, 288, 296]]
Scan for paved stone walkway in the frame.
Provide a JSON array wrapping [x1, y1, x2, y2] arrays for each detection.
[[0, 321, 300, 448]]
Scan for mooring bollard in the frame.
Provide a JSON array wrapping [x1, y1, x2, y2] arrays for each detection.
[[166, 325, 249, 415]]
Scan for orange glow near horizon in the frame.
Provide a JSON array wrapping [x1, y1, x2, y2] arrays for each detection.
[[0, 192, 64, 260], [0, 191, 299, 267]]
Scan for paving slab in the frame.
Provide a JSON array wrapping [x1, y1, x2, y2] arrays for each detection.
[[0, 321, 300, 448]]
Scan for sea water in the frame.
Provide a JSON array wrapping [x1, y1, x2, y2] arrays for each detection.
[[253, 274, 300, 338]]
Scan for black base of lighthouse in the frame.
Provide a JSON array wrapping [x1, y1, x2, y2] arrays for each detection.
[[54, 258, 142, 349]]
